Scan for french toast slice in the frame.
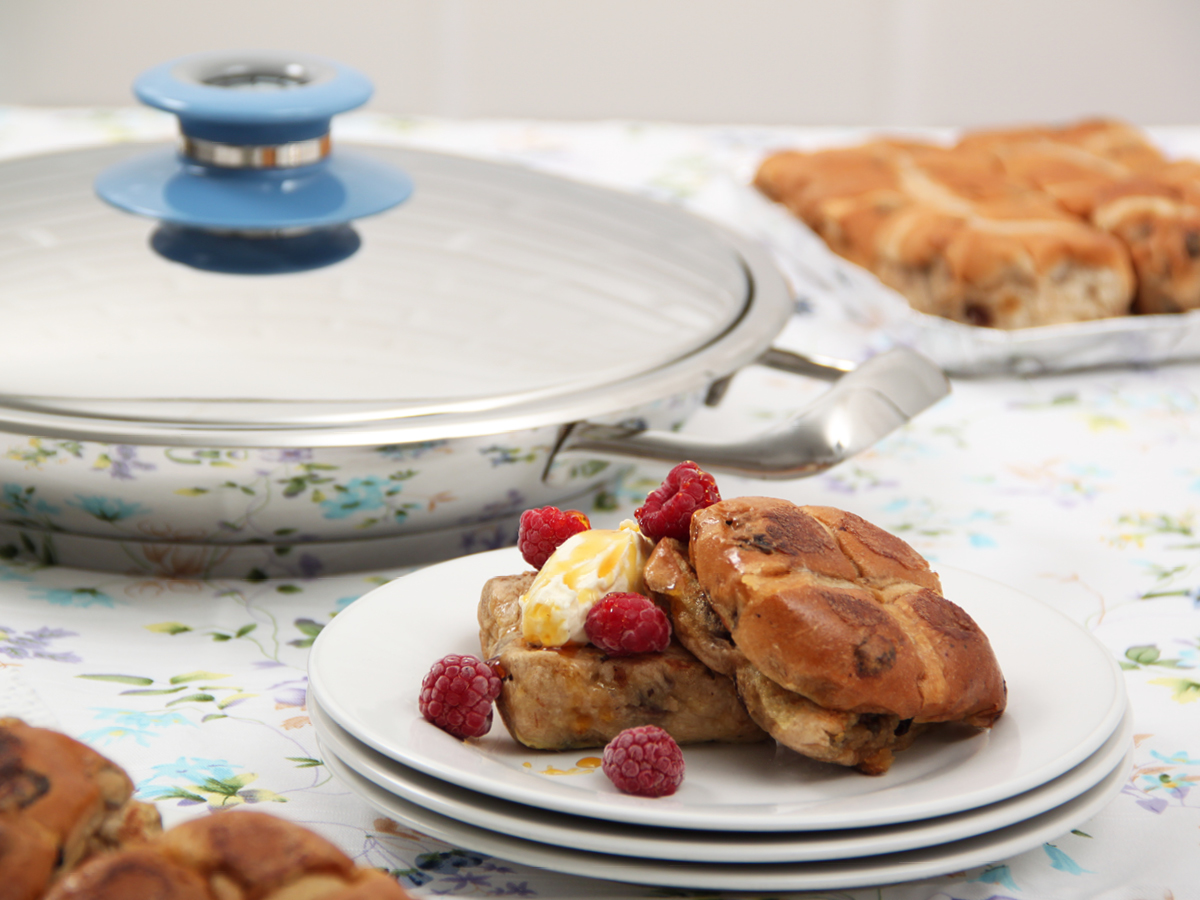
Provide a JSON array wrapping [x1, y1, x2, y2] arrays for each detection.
[[478, 572, 767, 750]]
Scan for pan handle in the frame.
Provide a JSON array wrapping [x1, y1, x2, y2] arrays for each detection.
[[544, 346, 950, 481]]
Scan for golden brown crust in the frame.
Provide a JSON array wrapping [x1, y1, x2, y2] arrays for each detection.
[[0, 718, 162, 898], [952, 120, 1200, 315], [734, 666, 925, 775], [755, 125, 1142, 328], [0, 811, 58, 900], [687, 498, 1006, 727], [44, 847, 210, 900], [46, 810, 415, 900], [1089, 167, 1200, 314], [957, 118, 1166, 185], [156, 810, 358, 895], [642, 538, 746, 678], [478, 572, 767, 749], [643, 536, 926, 774]]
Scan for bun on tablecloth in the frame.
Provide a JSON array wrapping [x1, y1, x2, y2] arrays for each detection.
[[643, 497, 1007, 774], [0, 717, 162, 900], [43, 809, 412, 900]]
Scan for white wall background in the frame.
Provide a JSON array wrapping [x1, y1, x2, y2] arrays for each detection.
[[1, 0, 1198, 126]]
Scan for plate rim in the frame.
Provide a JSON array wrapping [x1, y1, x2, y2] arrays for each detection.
[[308, 546, 1127, 831], [318, 734, 1131, 891], [309, 688, 1133, 863]]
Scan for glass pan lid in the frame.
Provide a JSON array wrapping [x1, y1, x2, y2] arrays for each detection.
[[0, 144, 779, 444]]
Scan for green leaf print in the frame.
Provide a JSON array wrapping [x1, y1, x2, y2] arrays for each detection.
[[287, 757, 323, 768], [166, 693, 215, 706], [170, 671, 230, 685], [288, 617, 325, 649], [76, 674, 154, 686], [156, 787, 209, 803], [1122, 644, 1184, 669], [1126, 645, 1162, 665], [145, 622, 193, 635]]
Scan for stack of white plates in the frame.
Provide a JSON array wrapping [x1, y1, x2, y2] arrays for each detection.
[[307, 548, 1131, 892]]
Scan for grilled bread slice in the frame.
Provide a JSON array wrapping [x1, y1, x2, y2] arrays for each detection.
[[478, 572, 767, 750]]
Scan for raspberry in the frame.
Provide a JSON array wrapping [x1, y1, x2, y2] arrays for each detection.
[[518, 506, 590, 569], [584, 592, 672, 655], [601, 725, 685, 797], [634, 461, 721, 542], [419, 654, 502, 740]]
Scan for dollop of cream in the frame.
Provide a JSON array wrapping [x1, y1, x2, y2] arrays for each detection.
[[519, 520, 653, 647]]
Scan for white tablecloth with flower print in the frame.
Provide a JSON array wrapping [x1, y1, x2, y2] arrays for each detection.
[[1, 106, 1199, 900]]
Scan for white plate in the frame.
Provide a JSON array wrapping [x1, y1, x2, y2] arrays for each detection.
[[310, 689, 1133, 864], [320, 736, 1130, 892], [308, 547, 1126, 831]]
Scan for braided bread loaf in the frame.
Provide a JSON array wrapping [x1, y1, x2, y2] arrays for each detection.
[[0, 718, 162, 900], [644, 498, 1006, 773], [44, 809, 412, 900]]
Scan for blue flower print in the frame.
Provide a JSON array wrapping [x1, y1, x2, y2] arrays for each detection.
[[69, 494, 150, 523], [138, 756, 242, 797], [1043, 843, 1095, 874], [319, 477, 390, 520], [136, 756, 283, 808], [28, 587, 116, 608], [970, 863, 1019, 891], [415, 849, 488, 873], [1, 483, 60, 517], [80, 709, 192, 746]]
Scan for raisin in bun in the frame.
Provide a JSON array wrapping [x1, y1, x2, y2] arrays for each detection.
[[0, 718, 162, 900], [45, 809, 413, 900]]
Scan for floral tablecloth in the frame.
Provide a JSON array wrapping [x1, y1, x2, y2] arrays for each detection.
[[1, 106, 1199, 900]]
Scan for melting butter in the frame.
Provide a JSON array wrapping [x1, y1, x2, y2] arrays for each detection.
[[519, 520, 652, 647]]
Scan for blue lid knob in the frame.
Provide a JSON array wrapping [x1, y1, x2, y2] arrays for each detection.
[[95, 51, 413, 234], [135, 51, 374, 144]]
